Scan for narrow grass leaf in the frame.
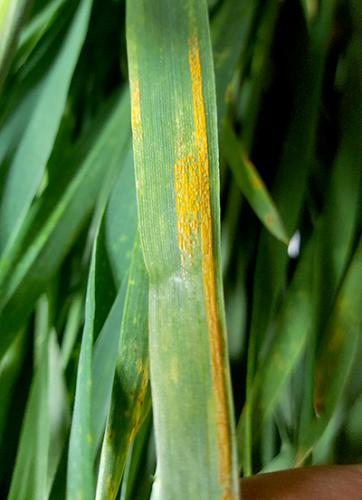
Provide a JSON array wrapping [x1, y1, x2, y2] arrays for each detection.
[[91, 151, 138, 453], [91, 281, 128, 455], [105, 148, 138, 287], [96, 235, 150, 500], [67, 236, 97, 500], [8, 296, 50, 500], [8, 339, 49, 500], [60, 293, 83, 369], [47, 331, 70, 492]]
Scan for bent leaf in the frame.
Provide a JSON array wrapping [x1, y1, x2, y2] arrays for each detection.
[[222, 121, 289, 244]]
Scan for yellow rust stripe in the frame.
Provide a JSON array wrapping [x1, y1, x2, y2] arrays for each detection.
[[174, 152, 199, 265], [174, 37, 232, 497]]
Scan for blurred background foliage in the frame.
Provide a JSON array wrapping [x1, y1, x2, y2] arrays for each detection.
[[0, 0, 361, 498]]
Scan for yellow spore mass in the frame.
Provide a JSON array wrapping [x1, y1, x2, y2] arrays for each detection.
[[174, 152, 199, 264], [174, 36, 233, 499]]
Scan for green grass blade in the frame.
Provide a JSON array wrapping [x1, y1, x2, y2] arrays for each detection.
[[96, 235, 150, 500], [67, 235, 97, 500], [0, 0, 92, 252], [105, 146, 138, 288], [8, 295, 50, 500], [91, 150, 138, 453], [91, 281, 128, 454], [8, 342, 49, 500], [237, 41, 362, 458], [47, 331, 70, 492], [222, 120, 289, 244], [127, 1, 239, 497], [60, 293, 83, 369], [8, 323, 68, 500]]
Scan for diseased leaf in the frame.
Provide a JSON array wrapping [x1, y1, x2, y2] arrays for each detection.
[[127, 0, 239, 497]]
